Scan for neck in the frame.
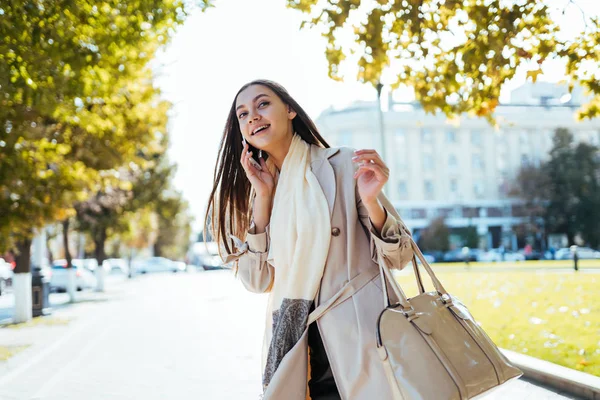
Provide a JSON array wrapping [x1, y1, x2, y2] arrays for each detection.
[[269, 133, 294, 170]]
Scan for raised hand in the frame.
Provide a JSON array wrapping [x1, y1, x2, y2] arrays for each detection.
[[352, 149, 389, 205], [240, 140, 275, 199]]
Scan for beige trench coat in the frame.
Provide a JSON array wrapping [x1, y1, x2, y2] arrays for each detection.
[[236, 145, 414, 400]]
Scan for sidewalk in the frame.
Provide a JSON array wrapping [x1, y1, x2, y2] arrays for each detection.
[[0, 270, 591, 399]]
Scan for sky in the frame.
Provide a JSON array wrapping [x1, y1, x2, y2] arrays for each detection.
[[154, 0, 599, 234]]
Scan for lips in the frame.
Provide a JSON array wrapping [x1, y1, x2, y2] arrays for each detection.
[[251, 124, 270, 136]]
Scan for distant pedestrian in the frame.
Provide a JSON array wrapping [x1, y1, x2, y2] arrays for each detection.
[[206, 80, 413, 399]]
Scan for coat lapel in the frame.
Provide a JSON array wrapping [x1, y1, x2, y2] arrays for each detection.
[[310, 145, 340, 220]]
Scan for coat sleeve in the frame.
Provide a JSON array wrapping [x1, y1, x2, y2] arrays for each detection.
[[232, 221, 274, 294], [356, 185, 413, 270]]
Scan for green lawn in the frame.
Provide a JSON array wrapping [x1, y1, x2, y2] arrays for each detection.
[[396, 270, 600, 377]]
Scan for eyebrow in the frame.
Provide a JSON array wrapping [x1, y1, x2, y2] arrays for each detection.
[[236, 93, 269, 112]]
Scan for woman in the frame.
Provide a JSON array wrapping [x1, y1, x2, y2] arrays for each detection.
[[206, 80, 413, 400]]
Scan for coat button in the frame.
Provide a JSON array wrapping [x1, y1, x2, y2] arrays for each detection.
[[331, 227, 341, 237]]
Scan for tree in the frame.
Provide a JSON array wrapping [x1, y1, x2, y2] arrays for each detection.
[[0, 0, 211, 321], [514, 128, 600, 247], [571, 142, 600, 247], [544, 128, 580, 245], [0, 0, 211, 263], [153, 191, 193, 260], [418, 217, 450, 252], [288, 0, 600, 122]]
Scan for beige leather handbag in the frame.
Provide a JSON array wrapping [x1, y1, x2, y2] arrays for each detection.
[[376, 239, 522, 400]]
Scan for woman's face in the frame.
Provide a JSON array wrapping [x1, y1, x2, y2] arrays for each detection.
[[235, 84, 296, 152]]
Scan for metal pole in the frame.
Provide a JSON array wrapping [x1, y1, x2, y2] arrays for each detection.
[[376, 82, 386, 155]]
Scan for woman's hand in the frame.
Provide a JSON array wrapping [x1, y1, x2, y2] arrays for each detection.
[[353, 149, 389, 205], [240, 140, 275, 199], [353, 149, 389, 233]]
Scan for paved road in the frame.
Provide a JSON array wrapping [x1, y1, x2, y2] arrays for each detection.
[[0, 270, 581, 399]]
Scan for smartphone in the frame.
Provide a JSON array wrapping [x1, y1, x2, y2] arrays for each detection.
[[242, 137, 263, 171]]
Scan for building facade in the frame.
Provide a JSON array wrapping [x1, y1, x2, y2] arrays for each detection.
[[315, 83, 600, 250]]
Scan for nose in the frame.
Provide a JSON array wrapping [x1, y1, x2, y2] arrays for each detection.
[[248, 110, 260, 124]]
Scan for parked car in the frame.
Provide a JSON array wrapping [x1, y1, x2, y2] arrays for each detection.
[[0, 258, 14, 296], [132, 257, 185, 274], [443, 248, 482, 263], [188, 242, 225, 270], [555, 247, 600, 260], [477, 249, 525, 262], [519, 249, 542, 260], [50, 259, 97, 292], [103, 258, 129, 275]]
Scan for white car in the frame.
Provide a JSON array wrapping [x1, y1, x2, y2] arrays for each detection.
[[555, 247, 600, 260], [477, 249, 525, 262], [188, 242, 226, 270], [50, 259, 97, 292], [0, 258, 14, 296], [132, 257, 185, 274], [103, 258, 129, 275]]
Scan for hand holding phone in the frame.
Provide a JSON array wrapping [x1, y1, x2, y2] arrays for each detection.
[[242, 137, 263, 171]]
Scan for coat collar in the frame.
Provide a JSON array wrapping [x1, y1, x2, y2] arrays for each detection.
[[310, 145, 340, 219]]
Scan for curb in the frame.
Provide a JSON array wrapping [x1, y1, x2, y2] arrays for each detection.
[[502, 349, 600, 399]]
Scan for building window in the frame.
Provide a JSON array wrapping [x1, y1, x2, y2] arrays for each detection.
[[395, 129, 406, 145], [448, 154, 458, 169], [446, 130, 457, 144], [423, 154, 434, 171], [472, 154, 484, 169], [519, 131, 529, 146], [471, 130, 482, 146], [424, 180, 434, 198], [398, 181, 408, 197], [450, 179, 458, 193], [421, 128, 432, 143], [487, 207, 503, 217], [473, 181, 484, 198], [411, 208, 427, 219], [496, 155, 506, 173]]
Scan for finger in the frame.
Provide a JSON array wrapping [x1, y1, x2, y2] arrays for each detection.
[[240, 140, 249, 165], [354, 168, 373, 180], [355, 163, 388, 180], [352, 154, 387, 169], [354, 149, 379, 156], [259, 156, 268, 170]]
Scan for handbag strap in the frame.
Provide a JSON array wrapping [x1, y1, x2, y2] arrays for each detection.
[[307, 266, 380, 325]]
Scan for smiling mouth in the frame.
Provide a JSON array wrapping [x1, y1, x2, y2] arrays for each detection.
[[251, 124, 270, 136]]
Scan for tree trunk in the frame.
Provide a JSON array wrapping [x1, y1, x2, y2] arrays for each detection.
[[63, 219, 73, 268], [94, 227, 107, 292], [15, 238, 32, 274], [14, 237, 33, 323], [93, 227, 107, 265], [153, 242, 162, 258], [62, 219, 76, 302]]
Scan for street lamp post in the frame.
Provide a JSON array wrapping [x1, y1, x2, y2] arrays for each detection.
[[376, 82, 386, 156]]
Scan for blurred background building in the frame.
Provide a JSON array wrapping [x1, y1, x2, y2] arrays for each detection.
[[316, 83, 600, 250]]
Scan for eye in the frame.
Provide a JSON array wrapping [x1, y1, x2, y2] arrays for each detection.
[[238, 111, 247, 119], [258, 101, 270, 108]]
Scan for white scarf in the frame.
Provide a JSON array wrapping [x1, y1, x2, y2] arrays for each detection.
[[261, 134, 331, 390]]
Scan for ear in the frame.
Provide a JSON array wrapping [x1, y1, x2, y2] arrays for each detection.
[[287, 106, 297, 120]]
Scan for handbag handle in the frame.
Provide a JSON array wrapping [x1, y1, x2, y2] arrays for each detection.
[[378, 238, 451, 311]]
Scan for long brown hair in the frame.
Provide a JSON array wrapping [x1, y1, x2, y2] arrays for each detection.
[[205, 79, 331, 256]]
